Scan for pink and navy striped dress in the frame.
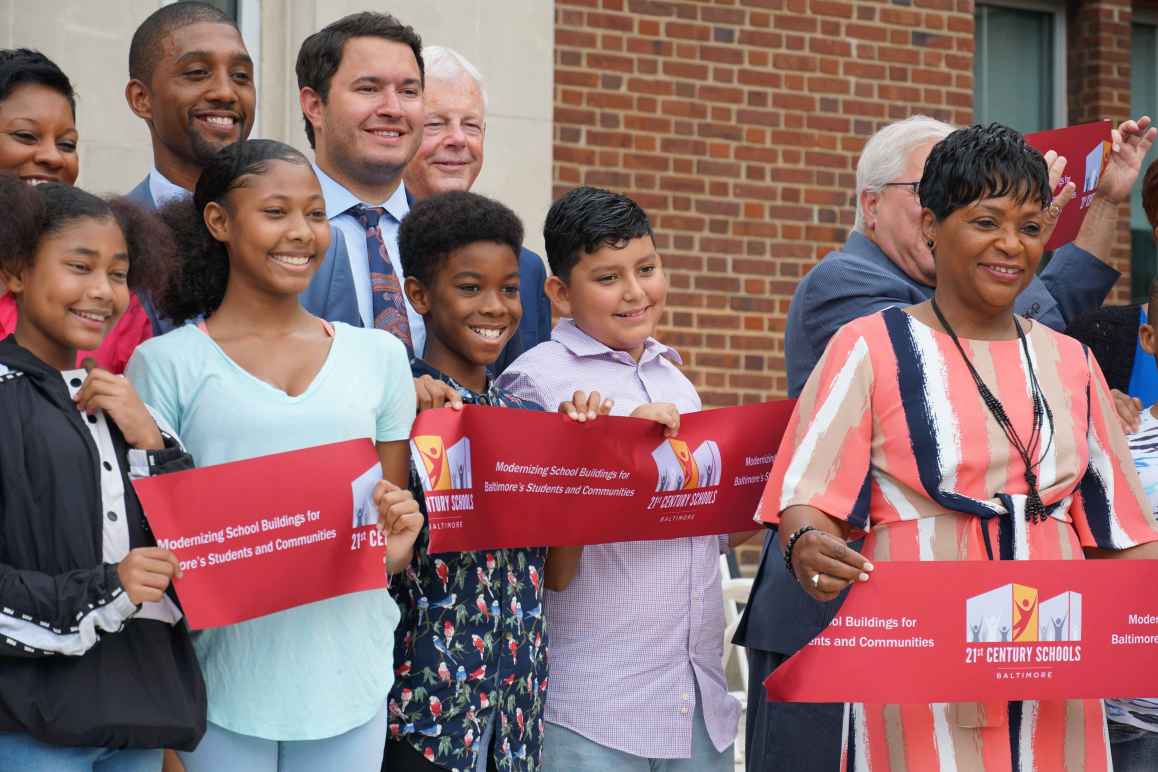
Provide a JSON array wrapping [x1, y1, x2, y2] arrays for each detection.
[[759, 306, 1158, 771]]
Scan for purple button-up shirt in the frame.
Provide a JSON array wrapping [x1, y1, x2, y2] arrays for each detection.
[[495, 319, 739, 759]]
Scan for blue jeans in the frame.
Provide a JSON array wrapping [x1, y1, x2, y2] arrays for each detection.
[[1109, 721, 1158, 772], [179, 702, 387, 772], [0, 734, 162, 772], [540, 685, 733, 772]]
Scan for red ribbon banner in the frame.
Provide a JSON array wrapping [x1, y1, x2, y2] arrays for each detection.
[[1024, 120, 1113, 251], [410, 401, 796, 553], [132, 439, 388, 629], [765, 559, 1158, 703]]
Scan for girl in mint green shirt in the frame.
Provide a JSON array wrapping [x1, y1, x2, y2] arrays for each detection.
[[127, 140, 421, 771]]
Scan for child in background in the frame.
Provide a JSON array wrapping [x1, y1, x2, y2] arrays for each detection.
[[386, 190, 585, 772], [496, 186, 739, 771], [0, 175, 204, 769], [127, 139, 422, 772], [1106, 276, 1158, 771], [0, 48, 153, 372]]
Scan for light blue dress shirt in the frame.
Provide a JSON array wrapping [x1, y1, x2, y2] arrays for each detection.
[[313, 165, 426, 355], [148, 167, 191, 209]]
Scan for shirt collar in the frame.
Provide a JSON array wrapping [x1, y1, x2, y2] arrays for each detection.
[[844, 230, 933, 290], [148, 167, 191, 208], [550, 318, 682, 366], [313, 163, 410, 223]]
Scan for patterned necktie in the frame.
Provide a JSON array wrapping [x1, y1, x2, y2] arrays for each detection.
[[349, 204, 413, 352]]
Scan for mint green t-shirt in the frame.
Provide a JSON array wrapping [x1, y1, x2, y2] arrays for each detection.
[[127, 322, 416, 741]]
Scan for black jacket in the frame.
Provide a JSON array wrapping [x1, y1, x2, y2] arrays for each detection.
[[0, 336, 205, 750]]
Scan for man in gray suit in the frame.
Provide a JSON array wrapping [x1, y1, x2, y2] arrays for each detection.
[[737, 113, 1156, 771]]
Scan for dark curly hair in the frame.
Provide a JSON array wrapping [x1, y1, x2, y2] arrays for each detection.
[[399, 190, 524, 288], [0, 174, 174, 298], [0, 48, 75, 115], [544, 186, 654, 281], [919, 123, 1051, 222], [156, 139, 313, 323]]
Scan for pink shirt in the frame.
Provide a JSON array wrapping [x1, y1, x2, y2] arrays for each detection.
[[0, 292, 152, 374], [495, 319, 739, 758]]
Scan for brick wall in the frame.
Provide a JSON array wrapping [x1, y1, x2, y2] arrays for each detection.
[[553, 0, 975, 404], [553, 0, 1144, 404], [1068, 0, 1134, 304]]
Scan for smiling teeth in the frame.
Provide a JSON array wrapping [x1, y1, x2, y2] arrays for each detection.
[[272, 254, 310, 266], [374, 130, 400, 138], [204, 116, 234, 127], [988, 265, 1018, 274], [71, 310, 107, 322], [471, 327, 502, 340]]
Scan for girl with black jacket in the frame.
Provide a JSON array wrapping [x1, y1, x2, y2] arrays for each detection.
[[0, 175, 205, 770]]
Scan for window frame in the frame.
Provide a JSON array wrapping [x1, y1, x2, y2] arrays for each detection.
[[974, 0, 1068, 130]]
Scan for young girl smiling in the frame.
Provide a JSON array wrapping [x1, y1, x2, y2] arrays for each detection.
[[0, 174, 205, 770], [127, 139, 422, 771]]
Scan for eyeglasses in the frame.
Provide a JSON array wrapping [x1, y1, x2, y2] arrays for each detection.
[[882, 181, 920, 195]]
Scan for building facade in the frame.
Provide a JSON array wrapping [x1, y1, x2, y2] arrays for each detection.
[[554, 0, 1155, 402]]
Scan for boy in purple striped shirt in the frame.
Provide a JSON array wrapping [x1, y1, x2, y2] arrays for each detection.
[[496, 187, 741, 771]]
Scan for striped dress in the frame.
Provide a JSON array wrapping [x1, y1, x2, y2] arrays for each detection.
[[759, 306, 1158, 772]]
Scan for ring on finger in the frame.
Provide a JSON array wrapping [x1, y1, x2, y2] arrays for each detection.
[[811, 572, 823, 588], [1047, 204, 1061, 218]]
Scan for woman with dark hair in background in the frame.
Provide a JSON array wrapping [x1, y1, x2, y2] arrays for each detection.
[[0, 48, 154, 373], [759, 124, 1158, 770]]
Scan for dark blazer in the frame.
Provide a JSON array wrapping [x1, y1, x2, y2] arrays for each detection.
[[737, 230, 1122, 658]]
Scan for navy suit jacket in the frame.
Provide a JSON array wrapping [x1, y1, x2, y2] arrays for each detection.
[[302, 194, 552, 369], [735, 231, 1121, 657]]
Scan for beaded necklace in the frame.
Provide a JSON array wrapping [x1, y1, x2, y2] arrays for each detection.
[[929, 297, 1054, 523]]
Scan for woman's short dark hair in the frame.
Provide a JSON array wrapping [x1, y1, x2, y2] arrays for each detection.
[[0, 49, 75, 115], [0, 174, 174, 298], [1142, 159, 1158, 230], [399, 191, 524, 288], [919, 123, 1051, 221], [543, 186, 654, 280], [157, 139, 312, 323], [295, 12, 424, 149]]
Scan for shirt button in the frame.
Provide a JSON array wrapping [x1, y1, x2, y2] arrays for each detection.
[[681, 693, 690, 701], [69, 377, 82, 388], [87, 414, 98, 424], [679, 706, 689, 715], [103, 461, 113, 471], [106, 511, 118, 522]]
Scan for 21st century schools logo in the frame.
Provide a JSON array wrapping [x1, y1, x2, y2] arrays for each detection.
[[964, 583, 1082, 676], [645, 439, 723, 521], [411, 435, 475, 516]]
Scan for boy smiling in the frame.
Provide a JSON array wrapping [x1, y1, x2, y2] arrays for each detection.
[[387, 190, 581, 771], [496, 187, 739, 771]]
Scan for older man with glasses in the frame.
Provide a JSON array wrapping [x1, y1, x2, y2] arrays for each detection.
[[734, 113, 1155, 772]]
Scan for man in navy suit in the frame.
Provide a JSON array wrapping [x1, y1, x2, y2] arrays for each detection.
[[296, 15, 549, 377], [737, 114, 1156, 771], [401, 45, 551, 372], [123, 2, 255, 333]]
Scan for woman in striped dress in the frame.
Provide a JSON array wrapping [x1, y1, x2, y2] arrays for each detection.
[[761, 123, 1158, 771]]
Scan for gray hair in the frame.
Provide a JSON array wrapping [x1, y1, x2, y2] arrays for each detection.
[[422, 45, 488, 113], [854, 115, 954, 232]]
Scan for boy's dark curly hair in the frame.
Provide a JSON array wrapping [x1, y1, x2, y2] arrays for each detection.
[[919, 123, 1051, 222], [399, 190, 524, 287], [156, 139, 312, 323], [0, 174, 174, 298]]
